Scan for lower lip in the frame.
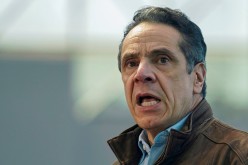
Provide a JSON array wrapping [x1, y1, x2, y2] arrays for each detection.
[[136, 101, 161, 112]]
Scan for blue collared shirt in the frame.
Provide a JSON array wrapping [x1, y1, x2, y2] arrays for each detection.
[[138, 114, 190, 165]]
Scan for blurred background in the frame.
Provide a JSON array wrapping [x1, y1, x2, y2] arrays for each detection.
[[0, 0, 247, 164]]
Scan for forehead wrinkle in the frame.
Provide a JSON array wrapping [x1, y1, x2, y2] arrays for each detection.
[[122, 22, 183, 60], [121, 41, 140, 60]]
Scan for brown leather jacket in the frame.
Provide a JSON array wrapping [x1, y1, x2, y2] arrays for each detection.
[[108, 99, 248, 165]]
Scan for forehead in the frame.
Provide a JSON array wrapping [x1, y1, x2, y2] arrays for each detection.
[[122, 22, 182, 54]]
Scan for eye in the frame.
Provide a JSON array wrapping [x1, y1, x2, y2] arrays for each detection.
[[158, 56, 169, 64], [125, 59, 139, 68]]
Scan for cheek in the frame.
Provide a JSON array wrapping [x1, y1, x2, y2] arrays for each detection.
[[122, 74, 134, 104], [159, 76, 174, 102], [166, 73, 192, 94], [122, 75, 130, 93], [158, 74, 190, 110]]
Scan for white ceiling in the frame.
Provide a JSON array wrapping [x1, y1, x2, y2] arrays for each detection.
[[0, 0, 247, 53]]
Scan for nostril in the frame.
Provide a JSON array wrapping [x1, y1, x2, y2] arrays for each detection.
[[134, 75, 155, 83], [145, 77, 153, 82]]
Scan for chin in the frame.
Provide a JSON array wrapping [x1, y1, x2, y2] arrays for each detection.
[[137, 117, 163, 130]]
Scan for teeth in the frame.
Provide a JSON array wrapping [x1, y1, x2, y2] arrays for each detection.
[[141, 100, 158, 107]]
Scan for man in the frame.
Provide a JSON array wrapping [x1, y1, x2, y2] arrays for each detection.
[[107, 6, 248, 165]]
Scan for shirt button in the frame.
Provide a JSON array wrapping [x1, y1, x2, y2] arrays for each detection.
[[143, 144, 146, 150]]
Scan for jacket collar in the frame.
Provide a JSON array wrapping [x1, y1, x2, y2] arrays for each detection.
[[159, 99, 214, 161], [108, 99, 214, 164], [107, 125, 142, 164]]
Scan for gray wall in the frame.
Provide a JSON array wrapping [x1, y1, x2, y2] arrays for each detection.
[[0, 60, 134, 165], [0, 59, 247, 165]]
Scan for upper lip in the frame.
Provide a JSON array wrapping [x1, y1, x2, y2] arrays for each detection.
[[136, 93, 161, 105]]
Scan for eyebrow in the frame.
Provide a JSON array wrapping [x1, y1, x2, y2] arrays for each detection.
[[121, 48, 179, 63], [121, 52, 139, 62]]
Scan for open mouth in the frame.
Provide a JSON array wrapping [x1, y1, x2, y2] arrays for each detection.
[[137, 94, 161, 107]]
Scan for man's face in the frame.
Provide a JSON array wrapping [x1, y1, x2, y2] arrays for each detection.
[[121, 22, 203, 135]]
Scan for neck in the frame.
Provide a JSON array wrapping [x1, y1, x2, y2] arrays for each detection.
[[146, 96, 203, 145], [146, 128, 162, 145]]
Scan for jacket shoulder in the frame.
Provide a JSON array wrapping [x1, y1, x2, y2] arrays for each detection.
[[207, 119, 248, 142], [203, 119, 248, 163]]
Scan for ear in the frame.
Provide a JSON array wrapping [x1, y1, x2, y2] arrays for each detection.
[[193, 63, 206, 94]]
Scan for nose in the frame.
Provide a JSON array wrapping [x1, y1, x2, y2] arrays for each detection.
[[133, 60, 156, 83]]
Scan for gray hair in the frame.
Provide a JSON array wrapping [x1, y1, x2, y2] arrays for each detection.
[[118, 6, 207, 97]]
